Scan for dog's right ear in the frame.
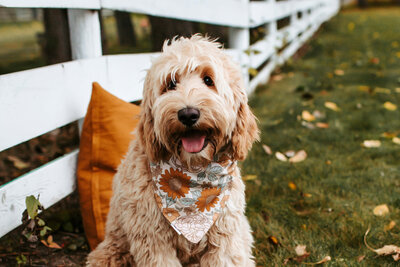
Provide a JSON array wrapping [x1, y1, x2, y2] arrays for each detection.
[[137, 77, 167, 163]]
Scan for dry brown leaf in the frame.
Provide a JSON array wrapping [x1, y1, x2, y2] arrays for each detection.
[[289, 150, 307, 163], [357, 255, 365, 262], [288, 182, 297, 191], [364, 226, 400, 261], [284, 150, 296, 158], [301, 121, 316, 129], [393, 137, 400, 145], [383, 102, 397, 111], [373, 204, 389, 216], [370, 57, 380, 64], [316, 122, 329, 129], [302, 110, 316, 122], [7, 156, 30, 170], [384, 221, 396, 231], [362, 140, 381, 148], [295, 245, 308, 256], [334, 69, 345, 76], [41, 235, 62, 249], [262, 144, 272, 155], [303, 256, 331, 265], [324, 102, 340, 111], [242, 175, 257, 181], [275, 152, 288, 162], [312, 110, 325, 119], [272, 74, 284, 81]]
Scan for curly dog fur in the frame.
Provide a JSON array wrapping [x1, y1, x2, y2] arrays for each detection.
[[87, 35, 259, 267]]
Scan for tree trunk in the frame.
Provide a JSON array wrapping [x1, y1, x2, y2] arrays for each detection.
[[98, 11, 108, 54], [358, 0, 368, 8], [148, 16, 195, 52], [42, 9, 71, 64], [115, 11, 136, 46]]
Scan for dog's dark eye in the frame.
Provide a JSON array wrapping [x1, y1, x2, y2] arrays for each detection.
[[203, 76, 214, 87], [167, 80, 177, 90]]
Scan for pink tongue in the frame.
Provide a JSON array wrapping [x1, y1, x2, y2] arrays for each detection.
[[181, 135, 206, 153]]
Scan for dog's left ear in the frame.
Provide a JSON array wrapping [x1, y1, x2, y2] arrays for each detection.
[[230, 90, 260, 161]]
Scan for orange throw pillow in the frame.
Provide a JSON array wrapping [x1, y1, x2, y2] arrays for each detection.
[[77, 82, 140, 250]]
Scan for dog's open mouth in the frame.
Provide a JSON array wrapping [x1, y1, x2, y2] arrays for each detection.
[[181, 130, 208, 153]]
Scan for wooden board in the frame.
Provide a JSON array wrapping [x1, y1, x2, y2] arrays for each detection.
[[0, 53, 154, 152], [0, 0, 100, 9], [102, 0, 248, 27]]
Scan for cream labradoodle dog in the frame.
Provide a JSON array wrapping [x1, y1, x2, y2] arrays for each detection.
[[87, 35, 259, 266]]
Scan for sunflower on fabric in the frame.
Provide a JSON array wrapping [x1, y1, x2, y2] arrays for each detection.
[[196, 187, 221, 212], [159, 168, 191, 199]]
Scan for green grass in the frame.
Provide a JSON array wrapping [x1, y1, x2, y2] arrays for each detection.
[[244, 7, 400, 266]]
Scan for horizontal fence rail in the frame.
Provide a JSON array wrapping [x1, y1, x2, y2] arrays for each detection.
[[0, 0, 340, 237]]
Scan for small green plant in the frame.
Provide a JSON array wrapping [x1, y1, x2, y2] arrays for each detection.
[[21, 195, 52, 244], [15, 254, 27, 265]]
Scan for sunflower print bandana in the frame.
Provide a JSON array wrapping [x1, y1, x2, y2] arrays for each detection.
[[150, 158, 235, 243]]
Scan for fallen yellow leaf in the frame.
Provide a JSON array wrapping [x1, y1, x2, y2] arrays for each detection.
[[316, 122, 329, 129], [289, 150, 307, 163], [248, 68, 258, 76], [392, 41, 399, 48], [375, 87, 391, 94], [362, 140, 381, 148], [396, 52, 400, 59], [301, 110, 315, 122], [275, 152, 288, 162], [268, 235, 279, 245], [359, 85, 370, 92], [384, 221, 396, 231], [295, 245, 308, 256], [324, 101, 340, 111], [242, 174, 257, 181], [262, 144, 272, 155], [393, 137, 400, 145], [373, 204, 389, 216], [396, 88, 400, 93], [382, 132, 398, 138], [334, 69, 345, 76], [288, 182, 297, 191], [383, 102, 397, 111]]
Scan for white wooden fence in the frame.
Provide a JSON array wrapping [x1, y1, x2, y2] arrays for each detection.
[[0, 0, 340, 237]]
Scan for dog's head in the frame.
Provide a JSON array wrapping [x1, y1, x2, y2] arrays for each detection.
[[138, 35, 259, 169]]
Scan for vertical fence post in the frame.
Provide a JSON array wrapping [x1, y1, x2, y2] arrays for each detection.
[[267, 0, 277, 51], [67, 9, 102, 132], [67, 9, 102, 60], [228, 0, 250, 90]]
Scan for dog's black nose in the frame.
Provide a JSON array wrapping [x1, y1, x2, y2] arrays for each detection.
[[178, 108, 200, 127]]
